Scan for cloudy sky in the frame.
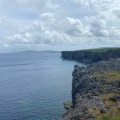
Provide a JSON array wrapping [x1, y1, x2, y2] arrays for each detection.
[[0, 0, 120, 52]]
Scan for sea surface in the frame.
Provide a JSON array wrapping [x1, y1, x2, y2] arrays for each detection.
[[0, 51, 87, 120]]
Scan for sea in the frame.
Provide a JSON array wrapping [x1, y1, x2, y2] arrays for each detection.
[[0, 51, 87, 120]]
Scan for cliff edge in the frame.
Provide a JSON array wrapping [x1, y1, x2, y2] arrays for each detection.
[[61, 48, 120, 63], [61, 58, 120, 120]]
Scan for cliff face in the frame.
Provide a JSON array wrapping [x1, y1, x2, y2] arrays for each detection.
[[61, 49, 120, 63], [61, 59, 120, 120]]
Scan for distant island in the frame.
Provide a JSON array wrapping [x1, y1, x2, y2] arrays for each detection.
[[61, 48, 120, 63], [61, 48, 120, 120], [20, 50, 60, 53]]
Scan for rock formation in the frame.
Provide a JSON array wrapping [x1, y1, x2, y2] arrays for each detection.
[[61, 58, 120, 120], [61, 48, 120, 63]]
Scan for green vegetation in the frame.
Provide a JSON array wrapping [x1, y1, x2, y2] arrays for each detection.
[[90, 93, 120, 120], [97, 104, 120, 120], [90, 107, 120, 120], [102, 116, 120, 120], [92, 70, 120, 82], [62, 47, 120, 53], [84, 48, 120, 53], [100, 93, 119, 106], [90, 71, 120, 120]]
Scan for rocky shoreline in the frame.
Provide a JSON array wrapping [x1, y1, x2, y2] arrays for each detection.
[[61, 58, 120, 120]]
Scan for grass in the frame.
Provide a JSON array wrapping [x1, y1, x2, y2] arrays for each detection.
[[84, 48, 120, 53], [89, 89, 120, 120], [62, 47, 120, 53], [90, 107, 120, 120], [99, 93, 119, 106], [102, 116, 120, 120], [89, 92, 120, 120], [92, 70, 120, 82], [100, 93, 117, 99], [97, 108, 120, 120], [89, 70, 120, 120]]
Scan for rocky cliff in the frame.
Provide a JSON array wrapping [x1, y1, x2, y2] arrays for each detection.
[[61, 58, 120, 120], [61, 48, 120, 63]]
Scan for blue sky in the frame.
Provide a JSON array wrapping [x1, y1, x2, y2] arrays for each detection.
[[0, 0, 120, 52]]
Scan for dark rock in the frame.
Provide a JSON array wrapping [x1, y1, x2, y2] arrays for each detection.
[[61, 58, 120, 120], [61, 49, 120, 63], [109, 96, 120, 102], [100, 109, 106, 113]]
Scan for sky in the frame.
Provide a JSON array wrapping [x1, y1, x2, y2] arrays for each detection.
[[0, 0, 120, 52]]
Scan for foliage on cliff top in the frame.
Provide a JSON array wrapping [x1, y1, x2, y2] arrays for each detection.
[[97, 96, 120, 120], [62, 47, 120, 53], [92, 70, 120, 82], [89, 93, 120, 120], [91, 70, 120, 120], [83, 48, 120, 53]]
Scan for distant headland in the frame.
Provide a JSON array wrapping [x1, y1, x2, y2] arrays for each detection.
[[61, 47, 120, 63]]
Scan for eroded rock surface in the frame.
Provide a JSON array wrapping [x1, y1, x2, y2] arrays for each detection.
[[61, 58, 120, 120]]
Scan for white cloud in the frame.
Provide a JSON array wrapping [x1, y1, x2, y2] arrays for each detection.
[[71, 0, 113, 7], [0, 16, 6, 24], [0, 0, 120, 51], [3, 13, 93, 47], [46, 0, 59, 9], [40, 12, 55, 23], [3, 9, 120, 48], [4, 13, 72, 46], [112, 8, 120, 19]]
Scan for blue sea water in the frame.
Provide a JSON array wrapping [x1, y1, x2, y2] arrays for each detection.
[[0, 52, 87, 120]]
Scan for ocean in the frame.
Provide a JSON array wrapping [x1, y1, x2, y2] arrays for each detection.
[[0, 51, 87, 120]]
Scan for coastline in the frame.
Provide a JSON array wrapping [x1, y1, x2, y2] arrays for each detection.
[[61, 55, 120, 119], [61, 48, 120, 63]]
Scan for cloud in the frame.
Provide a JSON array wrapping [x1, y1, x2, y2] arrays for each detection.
[[4, 13, 72, 46], [3, 13, 92, 47], [71, 0, 113, 7], [89, 19, 109, 37], [0, 0, 59, 22], [0, 16, 6, 24], [112, 8, 120, 19], [63, 17, 92, 37], [3, 8, 120, 48], [0, 0, 120, 51]]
